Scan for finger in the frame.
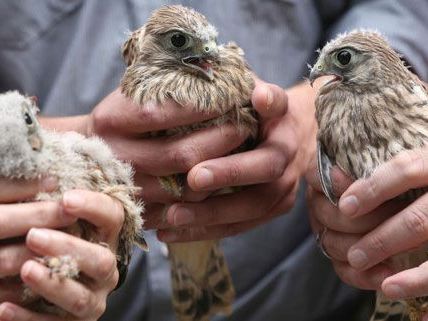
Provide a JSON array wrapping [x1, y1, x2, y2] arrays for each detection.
[[26, 228, 118, 285], [158, 186, 297, 242], [252, 79, 288, 119], [113, 123, 249, 176], [0, 244, 33, 278], [308, 188, 402, 234], [187, 144, 287, 191], [91, 89, 221, 135], [309, 214, 361, 262], [347, 193, 428, 270], [323, 230, 362, 262], [339, 149, 428, 218], [158, 211, 281, 242], [333, 261, 393, 291], [135, 173, 211, 203], [382, 261, 428, 299], [0, 177, 56, 203], [0, 302, 62, 321], [21, 260, 105, 319], [164, 180, 294, 228], [0, 202, 76, 239], [142, 203, 168, 230], [305, 160, 353, 196], [61, 190, 124, 243]]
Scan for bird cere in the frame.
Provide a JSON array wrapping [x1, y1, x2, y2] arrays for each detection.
[[311, 30, 428, 321], [121, 5, 258, 321], [0, 91, 146, 317]]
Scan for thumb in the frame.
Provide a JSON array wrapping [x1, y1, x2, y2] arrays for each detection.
[[252, 78, 288, 120]]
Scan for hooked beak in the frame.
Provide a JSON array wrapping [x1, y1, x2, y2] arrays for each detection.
[[29, 133, 43, 151], [182, 41, 219, 81], [309, 63, 343, 88]]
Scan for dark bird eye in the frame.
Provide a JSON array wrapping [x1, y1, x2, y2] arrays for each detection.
[[24, 112, 33, 125], [337, 50, 352, 66], [171, 33, 187, 48]]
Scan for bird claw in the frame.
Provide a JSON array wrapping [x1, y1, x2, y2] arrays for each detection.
[[36, 255, 79, 280], [317, 142, 338, 206]]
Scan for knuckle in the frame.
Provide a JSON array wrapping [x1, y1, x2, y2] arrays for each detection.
[[203, 204, 221, 225], [109, 269, 120, 291], [71, 290, 92, 317], [171, 144, 201, 171], [33, 202, 59, 226], [366, 176, 380, 200], [97, 250, 116, 281], [91, 107, 112, 135], [266, 149, 287, 181], [226, 162, 242, 185], [136, 105, 157, 125], [403, 204, 428, 238], [94, 300, 107, 318], [111, 199, 125, 230], [399, 150, 426, 182], [366, 234, 389, 257]]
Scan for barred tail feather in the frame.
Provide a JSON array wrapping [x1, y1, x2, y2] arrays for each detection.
[[168, 240, 235, 321]]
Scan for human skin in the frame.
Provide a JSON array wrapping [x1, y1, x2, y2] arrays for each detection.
[[0, 78, 316, 320], [307, 144, 428, 312]]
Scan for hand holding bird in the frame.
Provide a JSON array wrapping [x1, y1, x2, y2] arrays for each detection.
[[311, 30, 428, 321]]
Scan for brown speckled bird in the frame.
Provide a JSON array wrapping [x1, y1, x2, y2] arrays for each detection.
[[310, 30, 428, 321], [121, 5, 258, 321], [0, 91, 146, 317]]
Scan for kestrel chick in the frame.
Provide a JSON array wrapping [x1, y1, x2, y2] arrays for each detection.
[[0, 91, 146, 316], [121, 5, 258, 321], [311, 30, 428, 321]]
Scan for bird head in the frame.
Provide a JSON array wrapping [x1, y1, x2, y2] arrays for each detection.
[[309, 30, 407, 92], [0, 91, 43, 178], [123, 5, 220, 81]]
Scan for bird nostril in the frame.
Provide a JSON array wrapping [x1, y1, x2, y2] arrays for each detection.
[[204, 47, 210, 52]]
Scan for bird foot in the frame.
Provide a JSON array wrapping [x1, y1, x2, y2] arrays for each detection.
[[36, 255, 79, 280]]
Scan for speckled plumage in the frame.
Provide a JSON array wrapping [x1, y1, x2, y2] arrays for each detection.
[[0, 91, 146, 316], [311, 30, 428, 321], [121, 5, 258, 321]]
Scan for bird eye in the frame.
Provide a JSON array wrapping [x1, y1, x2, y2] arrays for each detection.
[[336, 50, 352, 66], [24, 112, 33, 125], [170, 32, 190, 48]]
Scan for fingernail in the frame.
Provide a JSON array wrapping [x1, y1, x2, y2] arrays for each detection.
[[171, 206, 194, 226], [339, 195, 359, 216], [266, 87, 273, 109], [41, 176, 58, 192], [348, 249, 368, 269], [22, 261, 43, 282], [0, 305, 15, 321], [194, 167, 214, 190], [63, 190, 84, 209], [27, 228, 49, 246], [383, 284, 406, 299]]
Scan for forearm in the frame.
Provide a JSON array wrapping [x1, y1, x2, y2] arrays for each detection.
[[38, 115, 90, 136]]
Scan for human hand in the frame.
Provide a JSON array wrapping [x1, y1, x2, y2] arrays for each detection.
[[87, 88, 253, 205], [150, 81, 317, 242], [305, 155, 405, 291], [338, 148, 428, 300], [0, 189, 123, 321]]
